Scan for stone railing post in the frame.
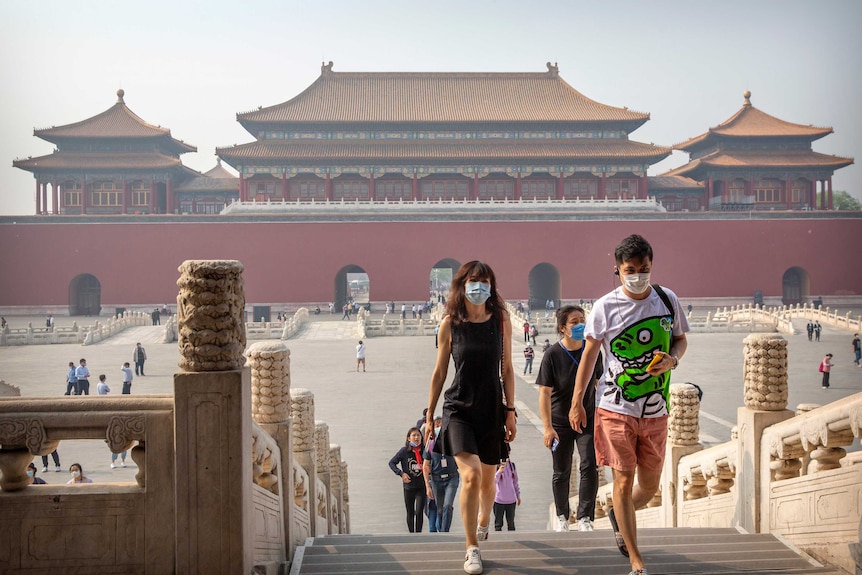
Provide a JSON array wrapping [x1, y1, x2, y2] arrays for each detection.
[[315, 421, 332, 534], [173, 260, 253, 574], [329, 444, 344, 533], [739, 333, 793, 534], [248, 340, 295, 559], [665, 382, 704, 527], [290, 388, 318, 535]]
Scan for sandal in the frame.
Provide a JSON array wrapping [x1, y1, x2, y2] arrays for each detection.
[[628, 570, 648, 575], [608, 508, 629, 558]]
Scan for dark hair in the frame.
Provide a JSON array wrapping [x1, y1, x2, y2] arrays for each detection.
[[614, 234, 654, 265], [70, 462, 83, 473], [555, 305, 586, 338], [80, 358, 86, 363], [28, 462, 37, 471], [404, 427, 422, 447], [446, 260, 505, 326], [99, 374, 106, 381]]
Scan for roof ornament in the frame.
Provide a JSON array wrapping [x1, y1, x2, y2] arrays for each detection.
[[743, 90, 751, 106], [321, 61, 334, 75], [116, 88, 125, 104], [546, 61, 559, 76]]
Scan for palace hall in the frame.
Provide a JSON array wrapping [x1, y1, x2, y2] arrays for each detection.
[[2, 64, 858, 314]]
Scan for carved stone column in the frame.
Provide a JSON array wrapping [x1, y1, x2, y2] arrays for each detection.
[[329, 444, 343, 533], [739, 333, 793, 533], [290, 388, 317, 535], [666, 383, 704, 526], [248, 340, 295, 558], [315, 421, 331, 535], [173, 259, 253, 574]]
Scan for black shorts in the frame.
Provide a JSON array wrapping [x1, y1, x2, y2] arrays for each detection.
[[435, 416, 507, 466]]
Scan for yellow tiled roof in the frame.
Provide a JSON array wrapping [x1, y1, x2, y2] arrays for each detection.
[[34, 90, 196, 152], [675, 92, 832, 150], [664, 149, 854, 177], [647, 175, 703, 190], [237, 67, 649, 125], [217, 139, 670, 163], [175, 161, 239, 192], [13, 151, 183, 172]]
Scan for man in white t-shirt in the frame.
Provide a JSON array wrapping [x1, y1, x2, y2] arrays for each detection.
[[356, 340, 366, 372], [569, 234, 689, 575]]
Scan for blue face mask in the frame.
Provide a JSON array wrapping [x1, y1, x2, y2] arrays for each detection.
[[569, 324, 586, 341], [465, 281, 491, 306], [409, 441, 420, 447]]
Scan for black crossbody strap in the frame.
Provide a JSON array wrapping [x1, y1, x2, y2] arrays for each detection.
[[651, 284, 675, 323]]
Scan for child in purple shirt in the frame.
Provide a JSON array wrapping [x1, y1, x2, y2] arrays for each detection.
[[493, 459, 521, 531]]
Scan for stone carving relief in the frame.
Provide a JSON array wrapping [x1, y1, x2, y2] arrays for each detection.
[[743, 333, 788, 410], [176, 260, 246, 371]]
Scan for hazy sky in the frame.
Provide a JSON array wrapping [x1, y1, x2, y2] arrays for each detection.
[[2, 0, 860, 215]]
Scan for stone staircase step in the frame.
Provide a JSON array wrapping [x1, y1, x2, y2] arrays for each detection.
[[292, 528, 844, 574]]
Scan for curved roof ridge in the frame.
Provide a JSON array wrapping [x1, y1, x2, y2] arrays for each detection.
[[237, 68, 650, 125], [36, 100, 169, 139]]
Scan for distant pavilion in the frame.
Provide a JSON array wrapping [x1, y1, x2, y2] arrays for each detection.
[[665, 91, 853, 211]]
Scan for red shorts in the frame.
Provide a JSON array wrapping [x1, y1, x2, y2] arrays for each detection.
[[594, 408, 668, 473]]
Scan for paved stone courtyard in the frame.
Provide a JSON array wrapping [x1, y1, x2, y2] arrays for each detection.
[[1, 312, 860, 534]]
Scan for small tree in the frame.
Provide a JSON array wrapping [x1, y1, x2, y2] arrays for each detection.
[[816, 190, 861, 211]]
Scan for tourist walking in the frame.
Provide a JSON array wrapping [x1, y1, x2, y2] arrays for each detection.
[[133, 343, 147, 376], [493, 458, 520, 531], [852, 333, 861, 367], [807, 321, 814, 341], [426, 260, 517, 575], [569, 234, 689, 575], [74, 358, 91, 395], [341, 303, 351, 320], [523, 343, 534, 375], [41, 449, 61, 473], [121, 362, 134, 394], [64, 361, 78, 395], [814, 321, 822, 342], [820, 353, 833, 389], [423, 415, 460, 533], [388, 427, 427, 533], [537, 305, 601, 533], [523, 321, 530, 343], [356, 340, 366, 372]]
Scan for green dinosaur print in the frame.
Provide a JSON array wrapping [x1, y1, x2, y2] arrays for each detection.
[[609, 315, 673, 402]]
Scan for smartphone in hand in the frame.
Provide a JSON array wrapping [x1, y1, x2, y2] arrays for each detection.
[[551, 438, 559, 452]]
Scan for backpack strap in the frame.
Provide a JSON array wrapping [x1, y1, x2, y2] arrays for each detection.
[[651, 284, 675, 323]]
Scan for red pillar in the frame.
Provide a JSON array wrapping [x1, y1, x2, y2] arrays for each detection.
[[473, 173, 479, 200], [707, 178, 714, 207], [599, 172, 606, 200], [238, 174, 245, 202], [785, 177, 793, 210], [412, 174, 418, 201], [81, 178, 88, 215], [281, 173, 288, 200], [828, 177, 833, 210], [368, 173, 375, 201], [149, 178, 155, 213], [122, 178, 128, 214], [325, 174, 332, 201], [515, 173, 522, 200], [166, 178, 174, 214], [809, 180, 815, 209], [723, 178, 729, 203], [35, 180, 41, 214], [557, 174, 564, 200]]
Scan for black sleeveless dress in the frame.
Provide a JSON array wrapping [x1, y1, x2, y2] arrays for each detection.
[[434, 315, 507, 465]]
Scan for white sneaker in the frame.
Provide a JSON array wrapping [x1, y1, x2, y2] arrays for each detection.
[[121, 460, 126, 467], [42, 466, 48, 473], [464, 546, 483, 574], [54, 466, 61, 472], [476, 523, 489, 541], [555, 514, 569, 532], [111, 462, 116, 469], [577, 517, 594, 532]]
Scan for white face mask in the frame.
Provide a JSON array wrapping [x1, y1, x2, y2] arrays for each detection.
[[622, 273, 651, 294], [71, 470, 81, 478]]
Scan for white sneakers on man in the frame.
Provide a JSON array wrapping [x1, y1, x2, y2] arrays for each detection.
[[577, 517, 594, 532], [464, 546, 482, 574], [554, 514, 569, 532]]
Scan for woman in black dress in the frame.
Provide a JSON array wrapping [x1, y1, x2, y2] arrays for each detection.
[[426, 261, 516, 575]]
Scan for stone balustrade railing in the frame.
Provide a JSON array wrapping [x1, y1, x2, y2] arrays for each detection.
[[0, 311, 151, 346], [359, 308, 437, 338], [245, 307, 310, 341], [0, 260, 348, 574], [777, 302, 861, 332]]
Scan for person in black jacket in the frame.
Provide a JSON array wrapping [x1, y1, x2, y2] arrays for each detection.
[[388, 427, 427, 532]]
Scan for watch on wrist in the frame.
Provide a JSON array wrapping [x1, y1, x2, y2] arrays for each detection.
[[671, 355, 680, 369]]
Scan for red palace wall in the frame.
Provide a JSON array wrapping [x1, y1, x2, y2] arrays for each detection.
[[0, 218, 859, 308]]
